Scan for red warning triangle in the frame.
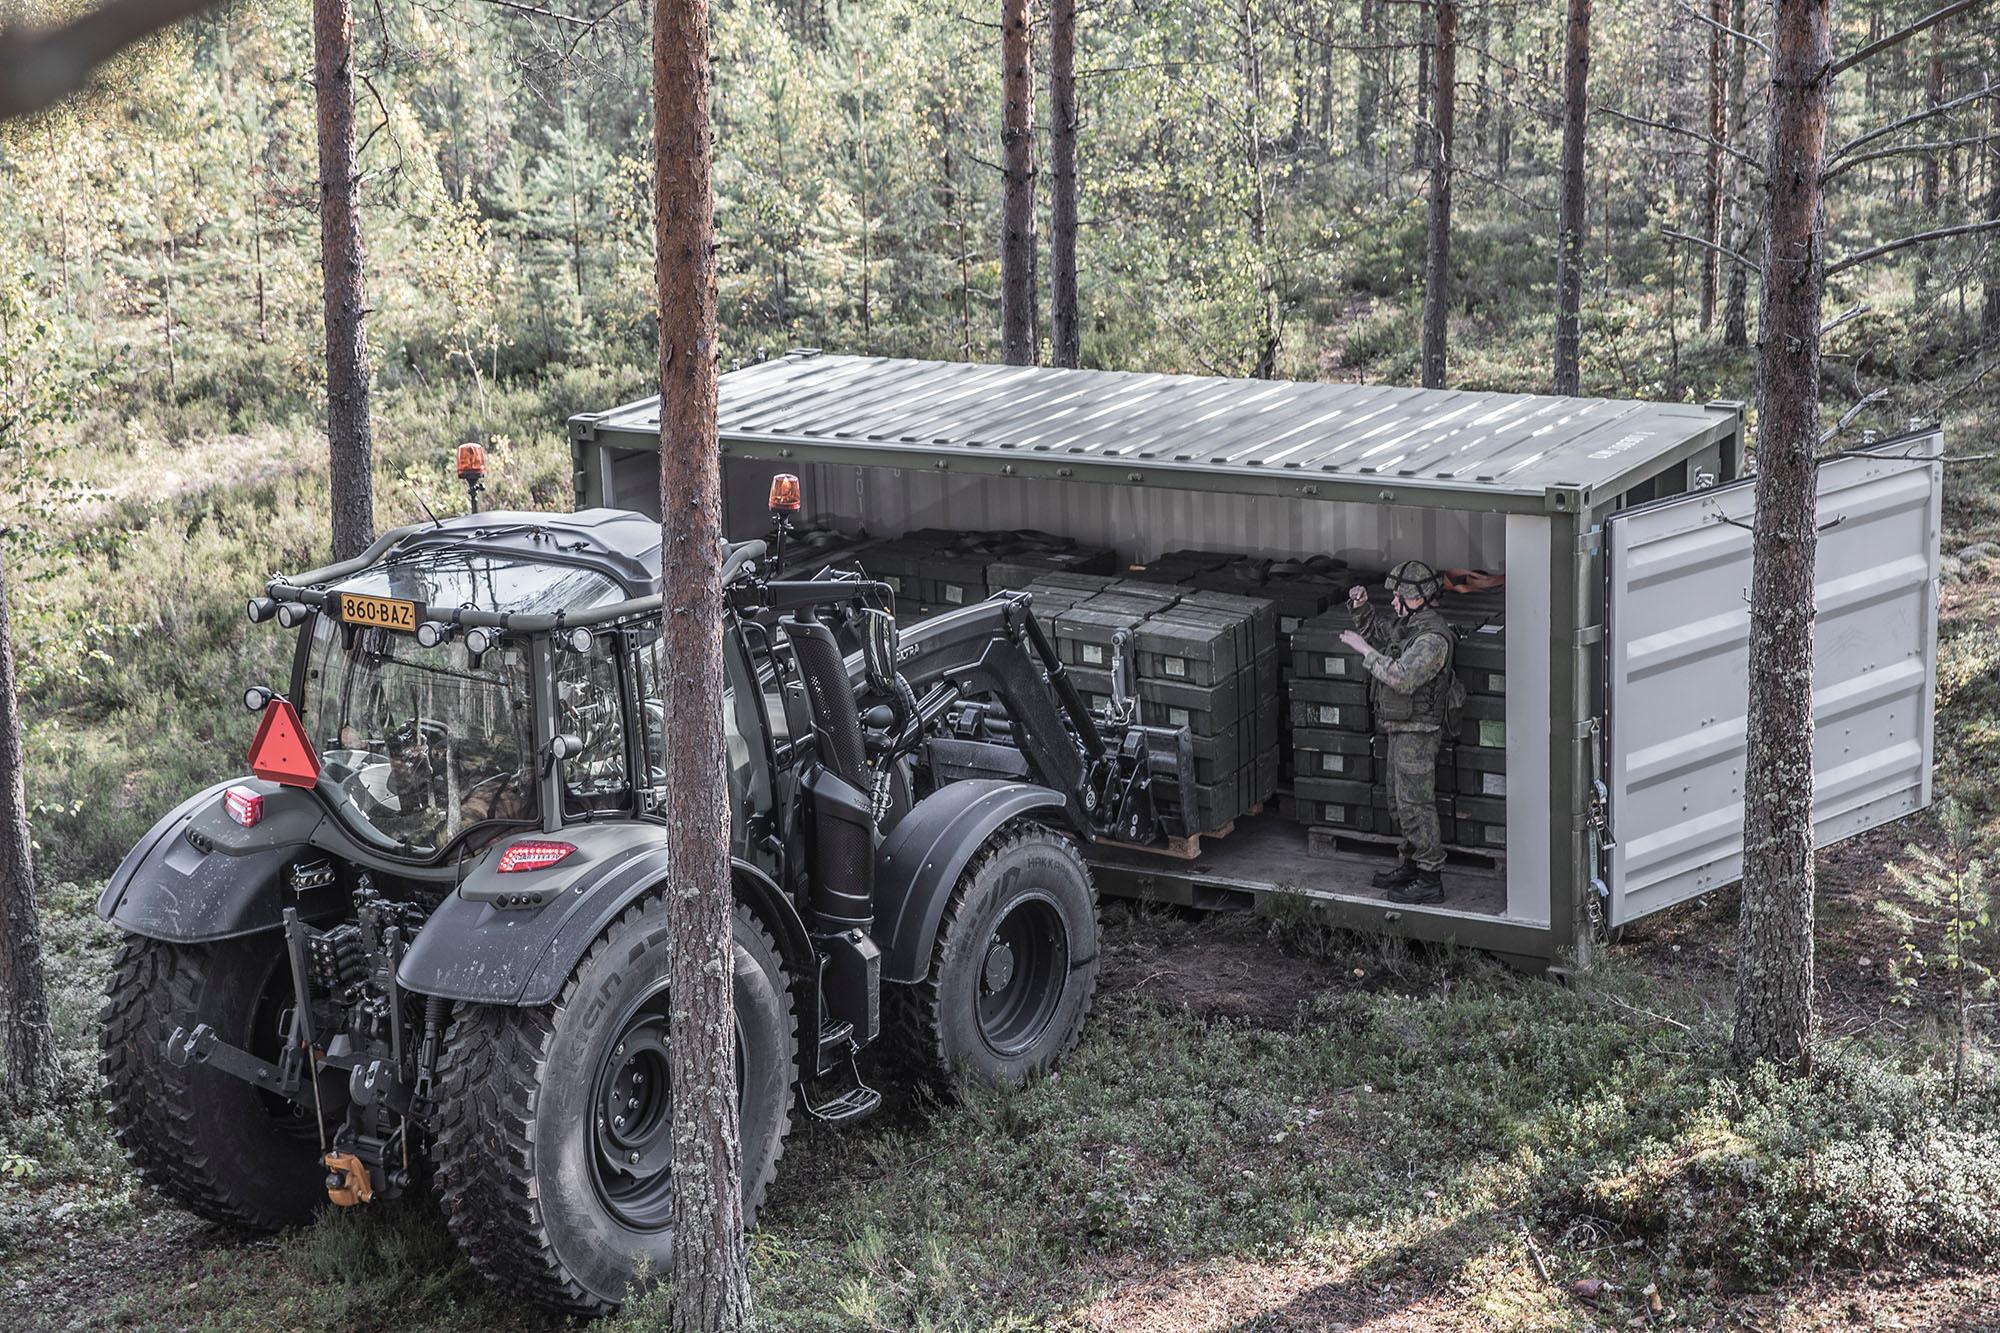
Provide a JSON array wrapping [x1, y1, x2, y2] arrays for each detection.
[[248, 697, 321, 788]]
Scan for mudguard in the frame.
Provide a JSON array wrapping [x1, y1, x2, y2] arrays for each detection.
[[95, 779, 346, 942], [874, 780, 1068, 984], [395, 821, 812, 1008]]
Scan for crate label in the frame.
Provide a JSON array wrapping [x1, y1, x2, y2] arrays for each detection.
[[1312, 704, 1339, 725], [1478, 720, 1506, 747], [944, 583, 966, 605], [1482, 772, 1507, 796], [1085, 692, 1110, 715], [1318, 752, 1346, 774], [1321, 655, 1348, 677], [1167, 707, 1191, 727], [882, 573, 902, 592], [1484, 827, 1506, 847], [1324, 804, 1346, 824], [1163, 656, 1187, 678], [1081, 643, 1105, 665], [1486, 672, 1506, 693], [1281, 615, 1301, 633]]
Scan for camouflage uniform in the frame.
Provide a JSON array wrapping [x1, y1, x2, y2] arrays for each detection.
[[1352, 599, 1455, 872]]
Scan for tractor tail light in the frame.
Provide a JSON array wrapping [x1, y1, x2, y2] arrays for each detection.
[[223, 786, 263, 827], [768, 473, 801, 513], [496, 840, 576, 873]]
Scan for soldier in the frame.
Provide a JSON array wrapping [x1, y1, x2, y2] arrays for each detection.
[[1339, 560, 1459, 904]]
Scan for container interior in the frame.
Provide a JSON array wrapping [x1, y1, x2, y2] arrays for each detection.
[[701, 457, 1557, 931]]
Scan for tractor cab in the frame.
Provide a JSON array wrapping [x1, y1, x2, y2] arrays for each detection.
[[251, 507, 754, 865]]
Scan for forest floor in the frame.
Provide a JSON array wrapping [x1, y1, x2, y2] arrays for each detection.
[[3, 357, 1999, 1331]]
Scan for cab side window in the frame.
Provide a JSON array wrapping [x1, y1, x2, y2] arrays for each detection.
[[632, 629, 773, 848], [552, 634, 629, 813]]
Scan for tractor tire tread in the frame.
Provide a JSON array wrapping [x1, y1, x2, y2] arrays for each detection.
[[882, 821, 1098, 1086], [99, 935, 307, 1231], [430, 898, 793, 1316]]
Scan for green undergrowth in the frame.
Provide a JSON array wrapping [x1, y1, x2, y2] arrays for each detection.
[[10, 887, 1997, 1331]]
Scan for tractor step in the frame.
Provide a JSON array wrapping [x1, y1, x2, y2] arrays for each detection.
[[801, 1026, 883, 1126], [802, 1080, 882, 1125]]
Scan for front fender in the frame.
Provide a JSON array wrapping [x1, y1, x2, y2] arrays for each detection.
[[95, 779, 343, 942], [874, 780, 1067, 984], [396, 822, 811, 1008]]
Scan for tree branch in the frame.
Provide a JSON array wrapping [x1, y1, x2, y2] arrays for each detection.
[[1819, 388, 1889, 446], [1830, 0, 1990, 77], [1597, 106, 1766, 175], [465, 0, 597, 27], [0, 0, 226, 121], [1824, 132, 1997, 183], [1826, 217, 2000, 277], [1663, 226, 1759, 273], [1674, 0, 1768, 55], [1834, 81, 1995, 161]]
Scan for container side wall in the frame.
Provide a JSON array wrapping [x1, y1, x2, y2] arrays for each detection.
[[1503, 515, 1552, 924]]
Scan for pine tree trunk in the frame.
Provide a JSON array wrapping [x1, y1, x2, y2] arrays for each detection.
[[1722, 0, 1753, 349], [1413, 8, 1431, 170], [1983, 65, 1999, 345], [1000, 0, 1037, 365], [1049, 0, 1080, 369], [1355, 0, 1378, 164], [1553, 0, 1590, 395], [313, 0, 374, 563], [654, 0, 749, 1325], [1731, 0, 1830, 1076], [1418, 0, 1456, 389], [1240, 0, 1279, 378], [0, 551, 55, 1113], [1700, 0, 1725, 330]]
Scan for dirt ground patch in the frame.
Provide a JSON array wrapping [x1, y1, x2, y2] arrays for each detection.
[[1097, 909, 1354, 1026]]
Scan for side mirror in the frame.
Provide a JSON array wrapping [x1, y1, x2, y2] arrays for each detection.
[[860, 607, 900, 692]]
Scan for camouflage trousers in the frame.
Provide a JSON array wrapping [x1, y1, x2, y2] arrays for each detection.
[[1386, 729, 1445, 872]]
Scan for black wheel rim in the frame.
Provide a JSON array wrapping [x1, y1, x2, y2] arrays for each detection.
[[586, 982, 745, 1233], [974, 891, 1070, 1058]]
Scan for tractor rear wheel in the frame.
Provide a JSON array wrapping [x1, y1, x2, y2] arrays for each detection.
[[429, 899, 795, 1315], [99, 933, 332, 1229], [887, 822, 1099, 1088]]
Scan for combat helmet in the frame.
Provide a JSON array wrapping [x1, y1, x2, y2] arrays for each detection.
[[1383, 559, 1443, 604]]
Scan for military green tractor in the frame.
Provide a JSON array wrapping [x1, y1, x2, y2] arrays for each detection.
[[96, 479, 1192, 1313]]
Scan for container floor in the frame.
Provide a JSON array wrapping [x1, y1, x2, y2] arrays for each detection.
[[1087, 811, 1508, 918]]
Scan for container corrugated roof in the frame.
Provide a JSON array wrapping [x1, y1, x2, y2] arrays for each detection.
[[576, 353, 1738, 506]]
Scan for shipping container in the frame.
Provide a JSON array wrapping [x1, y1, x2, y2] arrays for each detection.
[[569, 352, 1941, 969]]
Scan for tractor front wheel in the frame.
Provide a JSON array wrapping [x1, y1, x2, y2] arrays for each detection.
[[429, 899, 795, 1316], [888, 822, 1100, 1088]]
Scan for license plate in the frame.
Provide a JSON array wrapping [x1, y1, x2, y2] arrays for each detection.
[[334, 592, 421, 631]]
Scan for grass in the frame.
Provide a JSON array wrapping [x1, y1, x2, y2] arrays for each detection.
[[7, 894, 1997, 1331]]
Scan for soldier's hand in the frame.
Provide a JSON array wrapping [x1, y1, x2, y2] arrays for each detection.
[[1339, 630, 1372, 656], [1346, 584, 1369, 609]]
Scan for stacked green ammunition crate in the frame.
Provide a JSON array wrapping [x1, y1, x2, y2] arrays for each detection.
[[1450, 604, 1507, 850], [862, 530, 1116, 618], [1280, 583, 1507, 854], [1033, 572, 1278, 835]]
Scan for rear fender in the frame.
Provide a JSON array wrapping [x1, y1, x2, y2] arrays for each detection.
[[94, 779, 345, 942], [396, 822, 813, 1010], [874, 780, 1068, 984]]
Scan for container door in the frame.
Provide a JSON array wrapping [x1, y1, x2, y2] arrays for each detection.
[[1602, 436, 1940, 926]]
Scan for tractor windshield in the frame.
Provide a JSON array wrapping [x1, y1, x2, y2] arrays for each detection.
[[302, 617, 539, 856]]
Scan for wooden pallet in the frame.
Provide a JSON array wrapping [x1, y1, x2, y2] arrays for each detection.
[[1305, 825, 1506, 872], [1100, 818, 1235, 861]]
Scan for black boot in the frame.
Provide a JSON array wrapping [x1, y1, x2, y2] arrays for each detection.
[[1372, 859, 1419, 889], [1388, 868, 1445, 904]]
